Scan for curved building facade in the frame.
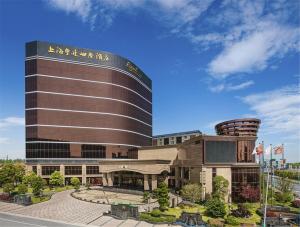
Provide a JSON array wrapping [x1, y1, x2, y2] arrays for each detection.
[[215, 118, 260, 137], [25, 41, 152, 160]]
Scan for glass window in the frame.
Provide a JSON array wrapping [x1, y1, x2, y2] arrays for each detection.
[[81, 145, 106, 158], [65, 166, 82, 175], [86, 166, 99, 175], [42, 166, 60, 175]]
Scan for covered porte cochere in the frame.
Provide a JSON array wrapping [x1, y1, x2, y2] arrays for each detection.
[[99, 160, 171, 191]]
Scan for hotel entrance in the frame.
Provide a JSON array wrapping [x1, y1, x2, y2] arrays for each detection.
[[113, 171, 144, 190]]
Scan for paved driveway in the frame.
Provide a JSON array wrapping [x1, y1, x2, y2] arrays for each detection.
[[0, 190, 178, 226]]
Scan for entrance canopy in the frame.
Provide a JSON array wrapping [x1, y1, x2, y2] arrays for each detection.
[[99, 159, 171, 175]]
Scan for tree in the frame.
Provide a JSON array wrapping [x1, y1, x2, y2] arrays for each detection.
[[3, 183, 15, 195], [212, 176, 229, 201], [240, 185, 260, 202], [22, 172, 38, 186], [205, 198, 226, 218], [180, 183, 202, 203], [0, 162, 25, 186], [18, 184, 28, 194], [70, 177, 80, 191], [156, 182, 170, 211], [32, 176, 44, 196], [49, 171, 64, 187]]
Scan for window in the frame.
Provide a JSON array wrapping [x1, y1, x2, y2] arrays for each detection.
[[164, 138, 169, 145], [212, 167, 217, 178], [65, 166, 82, 175], [231, 167, 260, 202], [176, 137, 182, 144], [32, 166, 37, 174], [81, 145, 106, 158], [244, 146, 248, 162], [86, 166, 99, 175], [26, 142, 70, 158], [42, 166, 60, 175]]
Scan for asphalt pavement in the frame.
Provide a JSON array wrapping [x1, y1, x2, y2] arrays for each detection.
[[0, 212, 90, 227]]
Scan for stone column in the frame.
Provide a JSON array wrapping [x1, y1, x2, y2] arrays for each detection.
[[175, 167, 180, 188], [151, 174, 157, 191], [118, 174, 121, 187], [102, 173, 107, 186], [107, 173, 113, 186], [144, 174, 149, 191], [164, 176, 169, 186], [82, 165, 86, 185], [37, 164, 42, 176], [60, 164, 65, 185]]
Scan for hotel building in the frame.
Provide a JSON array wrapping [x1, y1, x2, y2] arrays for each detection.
[[25, 41, 260, 202], [25, 41, 152, 184]]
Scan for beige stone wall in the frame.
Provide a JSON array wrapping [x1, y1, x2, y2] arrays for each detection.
[[216, 167, 232, 202], [138, 147, 178, 162], [205, 167, 213, 194]]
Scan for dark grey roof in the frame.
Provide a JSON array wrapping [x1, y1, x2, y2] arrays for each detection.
[[153, 130, 201, 139]]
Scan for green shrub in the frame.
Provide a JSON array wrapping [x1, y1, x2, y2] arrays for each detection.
[[49, 171, 64, 187], [225, 215, 239, 225], [17, 184, 28, 194], [3, 183, 14, 195], [205, 198, 226, 218], [139, 212, 176, 223], [151, 209, 161, 217], [231, 204, 251, 218], [32, 176, 44, 196], [275, 191, 293, 203], [70, 177, 80, 190], [143, 191, 150, 203]]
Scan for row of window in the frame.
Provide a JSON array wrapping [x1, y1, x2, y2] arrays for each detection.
[[26, 143, 107, 159], [39, 166, 99, 175]]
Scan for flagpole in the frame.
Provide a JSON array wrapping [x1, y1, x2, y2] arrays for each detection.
[[270, 144, 273, 207], [263, 166, 270, 227], [262, 141, 265, 207], [282, 143, 284, 169]]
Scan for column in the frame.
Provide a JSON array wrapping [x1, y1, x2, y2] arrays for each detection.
[[175, 167, 180, 188], [107, 173, 113, 186], [144, 174, 149, 191], [164, 176, 169, 187], [60, 164, 65, 185], [37, 164, 42, 176], [102, 173, 107, 186], [118, 174, 121, 187], [151, 174, 157, 191], [82, 165, 86, 185]]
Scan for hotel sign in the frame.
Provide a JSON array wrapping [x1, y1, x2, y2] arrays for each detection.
[[26, 41, 152, 89]]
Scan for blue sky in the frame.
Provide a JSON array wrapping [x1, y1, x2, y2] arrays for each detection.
[[0, 0, 299, 161]]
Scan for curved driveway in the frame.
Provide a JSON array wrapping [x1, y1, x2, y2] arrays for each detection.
[[0, 190, 174, 226]]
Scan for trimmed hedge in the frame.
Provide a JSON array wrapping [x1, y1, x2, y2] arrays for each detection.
[[139, 212, 176, 223]]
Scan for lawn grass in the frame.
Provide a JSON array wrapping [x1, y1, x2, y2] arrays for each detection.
[[31, 196, 50, 204]]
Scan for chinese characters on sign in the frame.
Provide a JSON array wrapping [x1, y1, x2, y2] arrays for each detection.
[[48, 45, 110, 61]]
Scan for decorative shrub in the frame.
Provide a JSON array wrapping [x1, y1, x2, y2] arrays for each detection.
[[151, 209, 161, 217], [275, 191, 293, 203], [292, 199, 300, 208], [17, 184, 28, 194], [225, 215, 239, 225], [231, 204, 251, 218], [139, 212, 176, 223], [70, 177, 80, 190], [205, 198, 226, 218]]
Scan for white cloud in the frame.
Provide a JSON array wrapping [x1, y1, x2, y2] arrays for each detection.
[[241, 85, 300, 136], [47, 0, 91, 21], [209, 80, 254, 93], [0, 117, 25, 129], [208, 24, 299, 78]]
